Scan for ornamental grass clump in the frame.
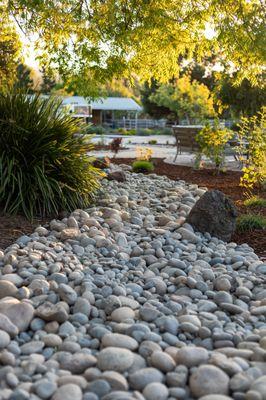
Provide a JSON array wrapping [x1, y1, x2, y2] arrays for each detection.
[[133, 146, 154, 173], [0, 92, 103, 219], [236, 214, 266, 232], [132, 160, 154, 173]]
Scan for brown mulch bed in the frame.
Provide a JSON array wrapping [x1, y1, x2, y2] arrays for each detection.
[[0, 214, 49, 251], [113, 158, 266, 259], [0, 158, 265, 259]]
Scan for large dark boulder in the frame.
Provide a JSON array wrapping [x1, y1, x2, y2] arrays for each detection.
[[186, 190, 237, 242]]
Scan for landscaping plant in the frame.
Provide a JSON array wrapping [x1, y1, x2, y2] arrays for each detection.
[[132, 160, 154, 173], [136, 147, 153, 161], [133, 146, 154, 173], [243, 196, 266, 208], [195, 123, 234, 170], [85, 124, 107, 135], [0, 92, 103, 219], [110, 137, 123, 158], [236, 214, 266, 232], [237, 107, 266, 189]]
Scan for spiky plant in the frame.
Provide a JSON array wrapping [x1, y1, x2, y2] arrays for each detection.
[[0, 91, 103, 219]]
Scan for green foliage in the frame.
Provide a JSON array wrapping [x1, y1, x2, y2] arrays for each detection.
[[236, 214, 266, 232], [148, 139, 157, 145], [152, 128, 173, 135], [216, 75, 266, 118], [14, 64, 34, 92], [104, 78, 141, 103], [132, 160, 154, 173], [40, 67, 57, 94], [8, 0, 265, 85], [0, 92, 103, 219], [150, 76, 216, 123], [243, 196, 266, 208], [117, 128, 136, 136], [141, 79, 172, 118], [137, 129, 153, 136], [237, 108, 266, 189], [195, 123, 234, 169], [85, 125, 107, 135], [0, 7, 22, 90]]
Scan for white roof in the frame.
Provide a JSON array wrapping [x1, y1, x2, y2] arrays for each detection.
[[30, 95, 142, 111], [91, 97, 142, 111], [62, 96, 89, 106]]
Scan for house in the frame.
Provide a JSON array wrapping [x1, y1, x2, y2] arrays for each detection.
[[36, 95, 142, 126], [61, 96, 92, 120], [90, 97, 142, 126]]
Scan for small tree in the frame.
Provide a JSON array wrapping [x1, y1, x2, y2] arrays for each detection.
[[150, 76, 216, 123], [195, 123, 233, 170], [237, 107, 266, 189]]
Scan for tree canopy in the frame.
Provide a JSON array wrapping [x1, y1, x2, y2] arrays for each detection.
[[0, 4, 22, 89], [149, 76, 216, 123], [7, 0, 266, 88], [216, 75, 266, 118]]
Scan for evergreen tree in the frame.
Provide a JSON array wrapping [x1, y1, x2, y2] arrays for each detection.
[[14, 63, 34, 92], [40, 68, 56, 94], [141, 79, 172, 119], [216, 76, 266, 118]]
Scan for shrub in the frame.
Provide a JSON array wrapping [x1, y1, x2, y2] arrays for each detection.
[[148, 139, 157, 145], [152, 127, 172, 135], [237, 107, 266, 189], [0, 92, 103, 219], [243, 196, 266, 208], [110, 137, 123, 158], [85, 124, 106, 135], [132, 160, 154, 173], [137, 128, 153, 136], [195, 123, 234, 170], [236, 214, 266, 232], [117, 127, 127, 134]]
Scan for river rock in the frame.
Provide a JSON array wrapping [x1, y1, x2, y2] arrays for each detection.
[[190, 365, 230, 397], [0, 297, 34, 332]]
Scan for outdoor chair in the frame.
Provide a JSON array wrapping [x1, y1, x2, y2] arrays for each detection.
[[172, 125, 202, 161]]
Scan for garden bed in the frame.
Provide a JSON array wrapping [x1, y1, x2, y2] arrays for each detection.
[[112, 158, 266, 259], [1, 158, 265, 259]]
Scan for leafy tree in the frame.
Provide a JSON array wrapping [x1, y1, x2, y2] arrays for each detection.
[[8, 0, 266, 85], [105, 78, 140, 100], [216, 76, 266, 118], [14, 63, 34, 92], [150, 76, 216, 123], [0, 6, 22, 90], [181, 62, 216, 91], [141, 79, 173, 119]]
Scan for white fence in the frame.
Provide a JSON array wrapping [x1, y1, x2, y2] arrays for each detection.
[[104, 119, 167, 129]]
